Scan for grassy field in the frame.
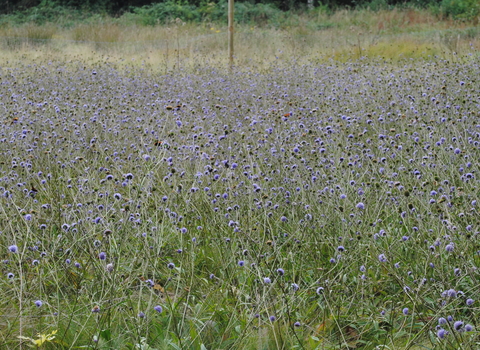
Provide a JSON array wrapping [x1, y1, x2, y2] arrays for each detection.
[[0, 8, 479, 350]]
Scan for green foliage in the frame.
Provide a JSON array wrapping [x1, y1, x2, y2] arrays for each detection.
[[0, 2, 89, 26], [440, 0, 480, 20], [132, 1, 201, 25], [130, 0, 285, 25]]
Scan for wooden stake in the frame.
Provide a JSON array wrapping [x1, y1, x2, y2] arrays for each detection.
[[228, 0, 234, 68]]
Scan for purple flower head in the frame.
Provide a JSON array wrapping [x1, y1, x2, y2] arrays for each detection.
[[8, 245, 18, 253], [98, 252, 106, 260], [138, 311, 145, 318], [466, 298, 474, 306], [276, 268, 285, 276], [294, 321, 301, 327], [445, 244, 454, 252], [453, 321, 463, 331], [238, 260, 244, 267], [316, 287, 324, 295], [269, 315, 276, 322], [356, 202, 365, 210], [34, 300, 43, 307], [465, 324, 473, 332], [438, 317, 447, 325], [263, 277, 271, 284], [167, 263, 175, 269], [154, 305, 163, 313], [378, 254, 387, 262], [437, 329, 446, 339], [446, 289, 457, 298], [402, 308, 409, 315]]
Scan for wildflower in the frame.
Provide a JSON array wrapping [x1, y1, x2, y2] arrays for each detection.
[[378, 254, 387, 262], [138, 312, 145, 318], [291, 283, 299, 291], [98, 252, 106, 260], [445, 244, 454, 252], [263, 277, 271, 284], [238, 260, 244, 267], [294, 321, 301, 327], [466, 298, 474, 306], [276, 268, 285, 276], [18, 330, 57, 347], [403, 308, 409, 315], [34, 300, 43, 308], [453, 321, 463, 331], [154, 305, 163, 313], [7, 273, 14, 279], [437, 329, 446, 339], [316, 287, 324, 295], [465, 324, 473, 332], [438, 317, 447, 325], [269, 316, 276, 322], [167, 263, 175, 269], [356, 202, 365, 210], [8, 245, 18, 253], [106, 263, 114, 272]]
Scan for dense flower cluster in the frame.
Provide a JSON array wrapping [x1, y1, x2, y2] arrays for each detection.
[[0, 57, 479, 348]]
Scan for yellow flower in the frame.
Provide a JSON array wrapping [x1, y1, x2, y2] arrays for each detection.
[[18, 330, 57, 348]]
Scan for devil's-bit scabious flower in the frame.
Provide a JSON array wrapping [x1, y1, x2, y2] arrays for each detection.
[[454, 321, 463, 331], [154, 305, 163, 313]]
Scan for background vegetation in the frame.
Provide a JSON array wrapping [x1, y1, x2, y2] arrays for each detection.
[[0, 0, 479, 26]]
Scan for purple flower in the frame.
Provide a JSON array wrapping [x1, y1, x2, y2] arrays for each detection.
[[276, 268, 285, 276], [98, 252, 106, 260], [446, 289, 457, 298], [167, 263, 175, 269], [445, 244, 454, 252], [138, 312, 145, 318], [8, 245, 18, 253], [316, 287, 324, 295], [269, 315, 276, 322], [437, 329, 446, 339], [356, 202, 365, 210], [465, 324, 473, 332], [438, 317, 447, 325], [34, 300, 43, 308], [238, 260, 244, 267], [466, 298, 474, 306], [154, 305, 163, 313], [294, 321, 301, 327], [264, 277, 271, 284], [402, 308, 409, 315], [453, 321, 463, 331], [378, 254, 387, 262]]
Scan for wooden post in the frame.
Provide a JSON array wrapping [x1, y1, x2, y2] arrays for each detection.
[[228, 0, 234, 68]]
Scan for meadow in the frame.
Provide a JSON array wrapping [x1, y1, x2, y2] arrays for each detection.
[[0, 7, 480, 350]]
